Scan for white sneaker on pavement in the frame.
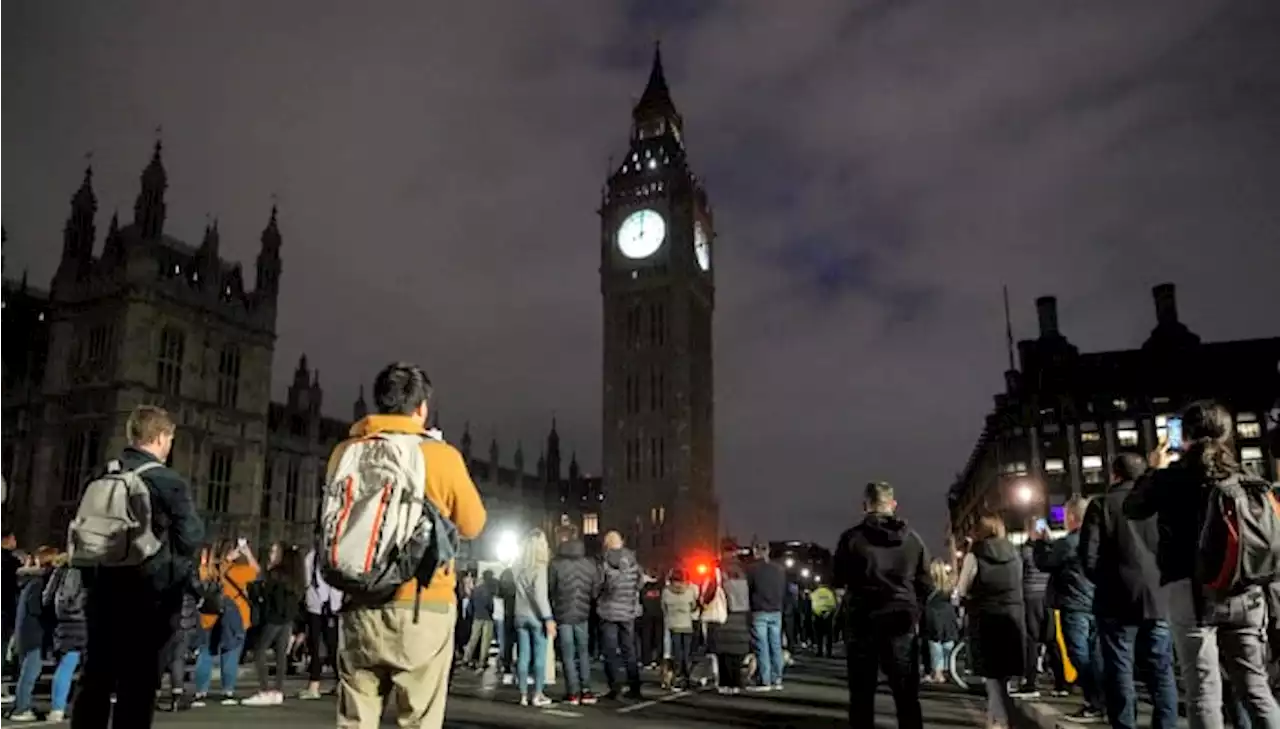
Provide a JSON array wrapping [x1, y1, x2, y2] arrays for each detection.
[[242, 691, 283, 706]]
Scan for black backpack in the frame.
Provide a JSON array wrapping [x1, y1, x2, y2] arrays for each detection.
[[1197, 475, 1280, 596]]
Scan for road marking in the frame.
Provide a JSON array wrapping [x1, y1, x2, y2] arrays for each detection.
[[616, 689, 694, 714], [541, 708, 583, 718]]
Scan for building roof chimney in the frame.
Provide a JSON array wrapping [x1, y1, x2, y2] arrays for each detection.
[[1036, 296, 1059, 339], [1153, 283, 1178, 326]]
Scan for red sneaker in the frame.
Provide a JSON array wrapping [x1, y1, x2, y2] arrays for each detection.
[[566, 694, 580, 706], [580, 691, 598, 705]]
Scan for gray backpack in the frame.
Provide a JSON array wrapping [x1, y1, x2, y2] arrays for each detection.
[[316, 433, 458, 620], [67, 460, 163, 568]]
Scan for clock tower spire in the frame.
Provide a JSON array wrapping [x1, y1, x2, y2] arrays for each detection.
[[598, 46, 718, 570]]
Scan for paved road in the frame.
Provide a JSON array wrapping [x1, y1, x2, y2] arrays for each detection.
[[142, 657, 990, 728]]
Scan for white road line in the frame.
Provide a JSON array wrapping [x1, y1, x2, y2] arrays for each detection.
[[616, 689, 695, 714], [541, 708, 584, 718]]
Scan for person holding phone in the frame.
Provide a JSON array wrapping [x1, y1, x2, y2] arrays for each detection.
[[192, 539, 260, 706]]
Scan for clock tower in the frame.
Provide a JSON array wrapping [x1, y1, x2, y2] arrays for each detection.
[[600, 46, 718, 570]]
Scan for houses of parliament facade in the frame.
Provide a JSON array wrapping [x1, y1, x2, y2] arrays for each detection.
[[1, 143, 600, 552]]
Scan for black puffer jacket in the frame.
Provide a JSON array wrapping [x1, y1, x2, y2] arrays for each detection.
[[597, 547, 642, 623], [549, 540, 600, 625], [44, 566, 89, 654], [1020, 543, 1049, 600]]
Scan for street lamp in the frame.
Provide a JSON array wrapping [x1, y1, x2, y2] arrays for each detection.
[[1014, 481, 1036, 506], [800, 567, 811, 579], [495, 529, 520, 564], [784, 557, 795, 569], [813, 575, 822, 584]]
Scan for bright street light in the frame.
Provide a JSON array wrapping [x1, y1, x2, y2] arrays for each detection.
[[495, 529, 520, 564], [784, 558, 795, 569], [813, 575, 822, 584], [1014, 482, 1036, 506], [800, 567, 811, 579]]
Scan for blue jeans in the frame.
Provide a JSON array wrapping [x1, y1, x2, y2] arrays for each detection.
[[1098, 617, 1178, 729], [927, 640, 955, 674], [556, 622, 591, 697], [1060, 610, 1104, 712], [12, 648, 43, 713], [515, 615, 547, 697], [194, 606, 246, 695], [751, 611, 785, 686], [51, 650, 82, 712]]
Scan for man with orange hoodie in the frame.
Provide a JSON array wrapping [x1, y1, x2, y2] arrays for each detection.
[[330, 362, 486, 729]]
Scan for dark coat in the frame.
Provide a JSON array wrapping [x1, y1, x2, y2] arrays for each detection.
[[1079, 481, 1167, 622], [470, 578, 496, 622], [14, 567, 50, 655], [834, 514, 933, 626], [548, 540, 600, 625], [46, 566, 89, 654], [597, 547, 642, 623], [965, 538, 1025, 680], [920, 590, 960, 644], [1033, 531, 1095, 614], [1020, 543, 1049, 600], [114, 447, 206, 594]]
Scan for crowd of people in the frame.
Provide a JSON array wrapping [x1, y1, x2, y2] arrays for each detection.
[[953, 401, 1280, 729]]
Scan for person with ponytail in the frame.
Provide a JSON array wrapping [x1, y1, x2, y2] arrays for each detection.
[[1124, 400, 1280, 729]]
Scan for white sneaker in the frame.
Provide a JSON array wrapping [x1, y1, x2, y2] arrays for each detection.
[[47, 710, 66, 722], [531, 694, 553, 708], [297, 688, 322, 700], [241, 691, 283, 706], [502, 673, 514, 686], [220, 694, 240, 706]]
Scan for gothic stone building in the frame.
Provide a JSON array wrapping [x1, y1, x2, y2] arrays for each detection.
[[1, 144, 549, 549], [599, 47, 720, 570], [947, 284, 1280, 554]]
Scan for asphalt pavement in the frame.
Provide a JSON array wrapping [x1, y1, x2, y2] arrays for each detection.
[[136, 656, 991, 728]]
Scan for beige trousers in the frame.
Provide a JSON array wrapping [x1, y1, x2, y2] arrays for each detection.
[[337, 602, 456, 729]]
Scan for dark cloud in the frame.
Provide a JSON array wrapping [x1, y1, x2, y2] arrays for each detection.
[[5, 0, 1279, 551]]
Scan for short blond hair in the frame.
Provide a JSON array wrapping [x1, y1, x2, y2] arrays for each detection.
[[127, 405, 175, 446], [929, 560, 953, 593]]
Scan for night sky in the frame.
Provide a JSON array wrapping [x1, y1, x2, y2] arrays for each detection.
[[5, 1, 1279, 552]]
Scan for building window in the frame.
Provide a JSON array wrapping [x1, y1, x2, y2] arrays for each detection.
[[206, 447, 233, 513], [217, 345, 241, 408], [261, 458, 274, 519], [625, 305, 641, 349], [583, 512, 599, 536], [1112, 398, 1128, 411], [649, 368, 665, 411], [60, 430, 100, 502], [1080, 431, 1101, 443], [1082, 454, 1105, 485], [648, 437, 665, 478], [1001, 461, 1028, 475], [86, 325, 110, 371], [1117, 429, 1140, 447], [1237, 414, 1261, 440], [284, 458, 301, 522], [1082, 455, 1104, 470], [648, 303, 666, 347], [1241, 446, 1264, 467], [1045, 458, 1065, 473], [157, 327, 185, 396], [650, 506, 666, 526]]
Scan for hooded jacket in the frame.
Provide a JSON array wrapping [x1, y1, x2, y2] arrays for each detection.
[[549, 540, 599, 625], [833, 513, 933, 626], [966, 537, 1024, 617], [1020, 542, 1050, 601], [597, 547, 642, 623]]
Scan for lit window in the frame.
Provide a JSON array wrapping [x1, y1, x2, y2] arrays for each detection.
[[1080, 431, 1101, 443], [173, 264, 181, 275], [1117, 429, 1139, 447], [647, 159, 657, 170], [1241, 447, 1264, 462], [632, 153, 638, 161], [1045, 458, 1065, 473], [1113, 398, 1128, 411], [583, 513, 599, 536], [1156, 415, 1169, 428], [1082, 455, 1104, 470], [1238, 422, 1261, 439]]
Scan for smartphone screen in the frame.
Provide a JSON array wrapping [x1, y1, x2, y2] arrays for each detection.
[[1166, 417, 1184, 452], [1034, 518, 1048, 533]]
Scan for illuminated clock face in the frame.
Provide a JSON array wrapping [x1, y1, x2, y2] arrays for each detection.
[[694, 221, 710, 271], [617, 209, 666, 260]]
